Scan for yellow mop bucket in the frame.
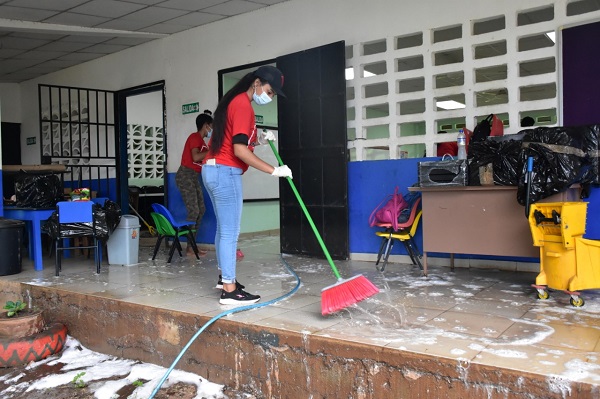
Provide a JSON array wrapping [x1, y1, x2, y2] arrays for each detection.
[[528, 201, 591, 306]]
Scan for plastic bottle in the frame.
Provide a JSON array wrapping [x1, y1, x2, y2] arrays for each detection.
[[457, 129, 467, 160]]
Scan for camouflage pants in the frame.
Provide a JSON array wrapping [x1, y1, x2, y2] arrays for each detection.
[[175, 165, 205, 231]]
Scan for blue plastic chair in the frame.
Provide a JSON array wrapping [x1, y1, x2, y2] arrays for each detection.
[[150, 212, 194, 263], [55, 201, 101, 276], [92, 197, 109, 207], [151, 203, 199, 259]]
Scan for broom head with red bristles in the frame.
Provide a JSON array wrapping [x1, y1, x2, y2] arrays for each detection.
[[321, 274, 380, 316]]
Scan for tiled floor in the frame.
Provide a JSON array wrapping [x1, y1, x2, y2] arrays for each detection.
[[4, 234, 600, 388]]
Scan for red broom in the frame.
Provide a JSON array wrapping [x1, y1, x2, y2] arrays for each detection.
[[268, 140, 379, 315]]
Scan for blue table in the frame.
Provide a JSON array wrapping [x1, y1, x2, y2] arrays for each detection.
[[3, 207, 54, 271]]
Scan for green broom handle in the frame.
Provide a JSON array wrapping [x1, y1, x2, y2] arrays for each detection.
[[268, 140, 342, 280]]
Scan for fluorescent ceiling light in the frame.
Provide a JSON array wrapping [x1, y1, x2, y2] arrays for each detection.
[[436, 100, 465, 110], [0, 17, 166, 38], [545, 31, 556, 43], [345, 67, 376, 80], [345, 68, 354, 80]]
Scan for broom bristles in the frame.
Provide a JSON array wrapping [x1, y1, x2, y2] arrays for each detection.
[[321, 274, 379, 316]]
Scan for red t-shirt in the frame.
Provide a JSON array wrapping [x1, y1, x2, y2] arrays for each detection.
[[205, 93, 257, 173], [180, 132, 209, 173]]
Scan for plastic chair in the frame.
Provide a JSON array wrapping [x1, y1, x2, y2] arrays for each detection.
[[151, 203, 200, 260], [150, 212, 194, 263], [92, 197, 109, 207], [54, 201, 101, 276], [374, 194, 423, 272]]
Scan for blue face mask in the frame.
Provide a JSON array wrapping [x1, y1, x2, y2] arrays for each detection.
[[253, 85, 272, 105], [206, 129, 212, 139]]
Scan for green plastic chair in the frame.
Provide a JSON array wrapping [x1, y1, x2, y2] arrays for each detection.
[[150, 212, 192, 263]]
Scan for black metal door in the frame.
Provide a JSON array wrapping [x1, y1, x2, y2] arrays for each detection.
[[276, 41, 348, 260]]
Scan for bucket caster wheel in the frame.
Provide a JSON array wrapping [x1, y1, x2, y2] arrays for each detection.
[[536, 288, 549, 300], [570, 295, 584, 307]]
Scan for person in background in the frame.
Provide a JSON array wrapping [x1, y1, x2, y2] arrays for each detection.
[[521, 116, 535, 127], [175, 110, 212, 256], [436, 130, 458, 157], [202, 65, 292, 305]]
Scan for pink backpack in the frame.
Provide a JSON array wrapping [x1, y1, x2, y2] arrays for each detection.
[[368, 187, 409, 231]]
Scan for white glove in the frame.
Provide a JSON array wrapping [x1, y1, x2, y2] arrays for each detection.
[[271, 165, 293, 179], [258, 129, 276, 145]]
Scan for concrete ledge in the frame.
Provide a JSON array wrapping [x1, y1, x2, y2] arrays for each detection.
[[6, 283, 594, 398]]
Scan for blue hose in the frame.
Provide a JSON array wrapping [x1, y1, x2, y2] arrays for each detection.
[[149, 254, 301, 398]]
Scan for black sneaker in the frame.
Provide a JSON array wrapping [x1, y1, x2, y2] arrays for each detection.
[[215, 274, 245, 290], [219, 289, 260, 305]]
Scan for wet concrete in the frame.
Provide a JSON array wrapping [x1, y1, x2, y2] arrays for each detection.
[[0, 235, 599, 398]]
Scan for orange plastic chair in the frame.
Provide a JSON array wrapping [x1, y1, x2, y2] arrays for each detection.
[[374, 195, 423, 272]]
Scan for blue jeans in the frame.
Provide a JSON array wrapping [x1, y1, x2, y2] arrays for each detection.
[[201, 164, 243, 285]]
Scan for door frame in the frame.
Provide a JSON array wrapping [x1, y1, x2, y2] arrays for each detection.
[[115, 81, 166, 213]]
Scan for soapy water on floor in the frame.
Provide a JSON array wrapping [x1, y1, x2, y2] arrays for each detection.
[[313, 268, 600, 386], [8, 235, 600, 395]]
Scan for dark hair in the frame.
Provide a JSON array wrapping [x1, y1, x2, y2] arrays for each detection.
[[195, 110, 213, 131], [212, 72, 261, 154], [521, 116, 535, 127]]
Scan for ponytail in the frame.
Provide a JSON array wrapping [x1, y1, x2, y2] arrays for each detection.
[[211, 72, 256, 154]]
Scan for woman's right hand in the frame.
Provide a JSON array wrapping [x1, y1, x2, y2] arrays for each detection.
[[258, 130, 276, 145], [271, 165, 293, 179]]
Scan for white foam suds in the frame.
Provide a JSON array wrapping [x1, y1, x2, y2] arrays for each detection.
[[547, 375, 572, 397], [0, 336, 225, 399], [560, 359, 600, 382], [451, 289, 474, 298]]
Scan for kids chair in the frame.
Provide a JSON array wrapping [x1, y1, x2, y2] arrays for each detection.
[[150, 212, 195, 263], [92, 197, 109, 206], [151, 203, 200, 260], [374, 194, 423, 272], [54, 201, 101, 276]]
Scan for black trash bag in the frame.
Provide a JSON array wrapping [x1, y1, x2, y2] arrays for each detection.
[[516, 125, 599, 205], [92, 204, 109, 239], [103, 200, 122, 234], [468, 136, 524, 186], [15, 173, 63, 208], [42, 203, 114, 239]]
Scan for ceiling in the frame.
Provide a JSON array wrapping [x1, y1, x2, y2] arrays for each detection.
[[0, 0, 289, 83]]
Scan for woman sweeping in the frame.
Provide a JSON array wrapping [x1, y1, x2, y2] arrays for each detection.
[[202, 65, 292, 304]]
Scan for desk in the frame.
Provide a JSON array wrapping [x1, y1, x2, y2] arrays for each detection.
[[409, 185, 580, 276], [3, 207, 54, 271]]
